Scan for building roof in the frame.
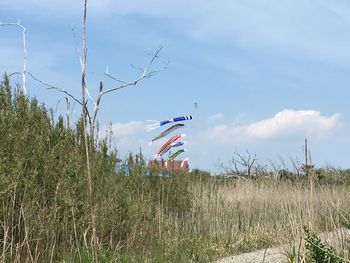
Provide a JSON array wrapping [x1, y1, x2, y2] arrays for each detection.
[[147, 160, 189, 171]]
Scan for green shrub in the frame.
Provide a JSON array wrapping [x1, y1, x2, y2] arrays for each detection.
[[304, 226, 342, 263]]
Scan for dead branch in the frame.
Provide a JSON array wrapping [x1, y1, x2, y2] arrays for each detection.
[[268, 160, 282, 179], [230, 156, 241, 175], [104, 71, 128, 85], [28, 72, 83, 106], [290, 157, 302, 176], [85, 47, 166, 141], [103, 46, 164, 95], [8, 72, 22, 77], [90, 82, 103, 135], [70, 23, 83, 66], [65, 97, 71, 128], [232, 149, 257, 177], [0, 20, 27, 94], [85, 86, 97, 109], [216, 159, 231, 175]]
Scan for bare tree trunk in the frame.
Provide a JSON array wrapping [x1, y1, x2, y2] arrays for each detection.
[[65, 97, 71, 128], [81, 1, 98, 261]]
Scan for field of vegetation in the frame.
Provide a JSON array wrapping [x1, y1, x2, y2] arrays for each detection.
[[1, 76, 350, 262]]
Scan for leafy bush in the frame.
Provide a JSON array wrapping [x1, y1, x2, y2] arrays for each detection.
[[304, 226, 342, 263]]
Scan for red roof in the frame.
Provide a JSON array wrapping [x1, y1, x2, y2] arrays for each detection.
[[147, 160, 189, 171]]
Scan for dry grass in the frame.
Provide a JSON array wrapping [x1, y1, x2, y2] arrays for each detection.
[[187, 178, 350, 259]]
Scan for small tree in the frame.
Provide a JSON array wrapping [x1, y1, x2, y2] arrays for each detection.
[[231, 149, 257, 177]]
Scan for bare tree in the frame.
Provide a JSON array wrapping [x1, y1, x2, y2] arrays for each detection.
[[28, 42, 164, 143], [231, 149, 257, 177], [289, 156, 303, 176], [216, 159, 238, 177], [87, 46, 164, 142], [268, 157, 285, 179], [0, 20, 27, 94], [79, 2, 99, 261]]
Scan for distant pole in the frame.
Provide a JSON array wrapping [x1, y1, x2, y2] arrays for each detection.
[[305, 138, 315, 226], [305, 138, 308, 167]]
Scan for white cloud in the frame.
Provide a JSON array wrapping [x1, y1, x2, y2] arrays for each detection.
[[203, 109, 341, 143], [101, 121, 151, 156], [208, 113, 224, 121], [100, 121, 173, 160], [108, 121, 145, 138]]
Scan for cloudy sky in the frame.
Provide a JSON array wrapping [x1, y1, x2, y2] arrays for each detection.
[[1, 0, 350, 172]]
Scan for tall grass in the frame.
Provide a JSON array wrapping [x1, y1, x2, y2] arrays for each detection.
[[189, 178, 350, 259], [0, 76, 349, 262]]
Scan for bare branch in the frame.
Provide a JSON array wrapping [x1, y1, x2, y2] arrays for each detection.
[[0, 20, 27, 94], [90, 82, 103, 136], [232, 149, 257, 177], [103, 46, 164, 95], [145, 59, 169, 77], [85, 87, 97, 108], [231, 156, 241, 175], [289, 156, 302, 176], [28, 72, 83, 106], [65, 97, 71, 128], [55, 98, 61, 113], [268, 160, 281, 179], [70, 23, 83, 66], [130, 64, 143, 72], [143, 46, 162, 75], [104, 72, 128, 85], [8, 72, 22, 77]]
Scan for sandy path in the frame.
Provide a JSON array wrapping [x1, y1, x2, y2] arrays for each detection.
[[213, 246, 287, 263], [213, 228, 350, 263]]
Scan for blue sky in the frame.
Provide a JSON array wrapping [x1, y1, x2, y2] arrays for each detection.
[[1, 0, 350, 172]]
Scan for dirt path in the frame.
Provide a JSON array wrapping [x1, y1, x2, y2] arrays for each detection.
[[213, 246, 287, 263], [213, 228, 350, 263]]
